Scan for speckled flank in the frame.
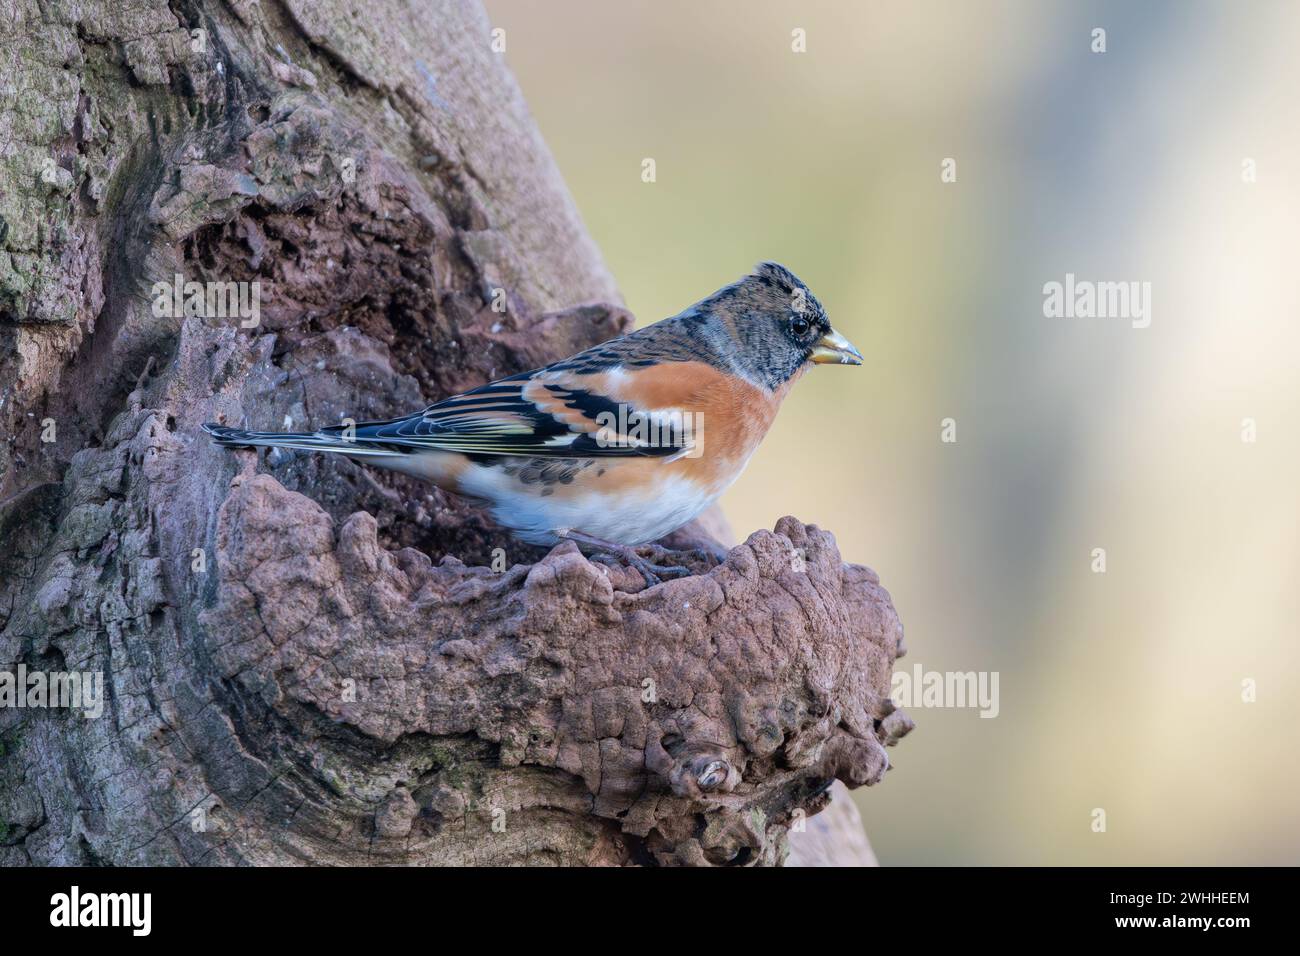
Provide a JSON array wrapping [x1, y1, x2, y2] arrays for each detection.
[[497, 456, 595, 488]]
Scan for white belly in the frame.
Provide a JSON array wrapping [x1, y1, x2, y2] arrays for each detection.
[[460, 467, 715, 546]]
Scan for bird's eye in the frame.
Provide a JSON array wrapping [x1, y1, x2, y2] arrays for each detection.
[[790, 317, 810, 336]]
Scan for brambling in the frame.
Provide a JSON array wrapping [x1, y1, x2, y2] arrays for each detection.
[[205, 262, 861, 582]]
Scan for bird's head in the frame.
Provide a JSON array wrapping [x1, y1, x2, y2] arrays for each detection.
[[690, 262, 862, 390]]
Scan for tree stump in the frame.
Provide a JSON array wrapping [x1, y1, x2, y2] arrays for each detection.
[[0, 0, 910, 865]]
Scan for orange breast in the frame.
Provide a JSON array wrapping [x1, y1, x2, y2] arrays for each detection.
[[601, 360, 800, 495]]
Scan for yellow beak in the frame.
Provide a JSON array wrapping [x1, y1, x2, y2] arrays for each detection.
[[810, 327, 863, 365]]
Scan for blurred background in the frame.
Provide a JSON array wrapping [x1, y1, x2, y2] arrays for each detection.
[[484, 0, 1299, 864]]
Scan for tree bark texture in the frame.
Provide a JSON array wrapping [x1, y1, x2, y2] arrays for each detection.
[[0, 0, 911, 865]]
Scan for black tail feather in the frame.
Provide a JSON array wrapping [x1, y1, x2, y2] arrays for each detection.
[[201, 423, 397, 457]]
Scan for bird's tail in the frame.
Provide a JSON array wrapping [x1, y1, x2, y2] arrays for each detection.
[[202, 423, 398, 458]]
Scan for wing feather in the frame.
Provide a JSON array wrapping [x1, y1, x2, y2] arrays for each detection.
[[335, 369, 691, 459]]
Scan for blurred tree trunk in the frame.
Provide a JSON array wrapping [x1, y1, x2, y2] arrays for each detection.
[[0, 0, 908, 865]]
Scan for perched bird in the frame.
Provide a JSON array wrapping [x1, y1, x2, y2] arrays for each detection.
[[205, 262, 861, 582]]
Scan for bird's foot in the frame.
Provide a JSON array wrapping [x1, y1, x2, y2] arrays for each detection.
[[639, 541, 725, 568], [556, 529, 694, 588], [623, 551, 692, 587]]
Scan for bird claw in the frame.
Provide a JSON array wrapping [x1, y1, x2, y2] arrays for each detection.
[[627, 554, 692, 587], [639, 542, 725, 570], [555, 529, 696, 587]]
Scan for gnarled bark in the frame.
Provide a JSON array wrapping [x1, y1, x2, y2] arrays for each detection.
[[0, 0, 910, 865]]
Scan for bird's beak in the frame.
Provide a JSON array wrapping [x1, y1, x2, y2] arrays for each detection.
[[810, 327, 863, 365]]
